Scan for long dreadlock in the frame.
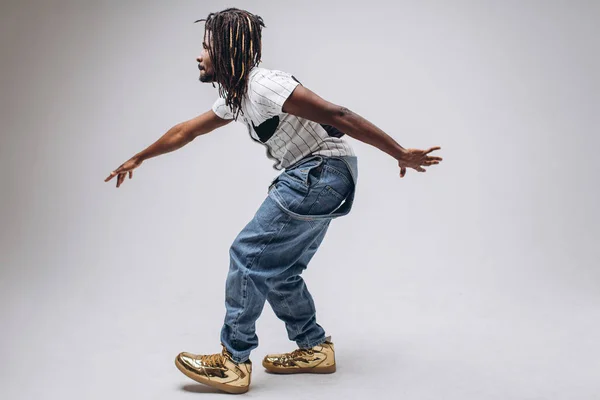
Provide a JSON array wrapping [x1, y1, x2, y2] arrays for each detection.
[[195, 8, 265, 120]]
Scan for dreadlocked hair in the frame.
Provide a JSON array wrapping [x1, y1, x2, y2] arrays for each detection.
[[195, 8, 266, 120]]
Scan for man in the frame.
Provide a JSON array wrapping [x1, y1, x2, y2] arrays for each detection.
[[105, 7, 442, 394]]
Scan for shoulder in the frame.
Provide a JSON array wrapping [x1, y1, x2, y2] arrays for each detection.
[[248, 67, 295, 84], [248, 67, 299, 96], [246, 67, 301, 115], [211, 96, 235, 120]]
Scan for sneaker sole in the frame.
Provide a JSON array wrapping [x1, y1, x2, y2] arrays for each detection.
[[175, 356, 250, 394], [262, 360, 336, 374]]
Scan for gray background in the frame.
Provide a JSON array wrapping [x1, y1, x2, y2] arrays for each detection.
[[1, 0, 599, 399]]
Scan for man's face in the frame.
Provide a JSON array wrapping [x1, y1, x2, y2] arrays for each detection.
[[196, 29, 215, 83]]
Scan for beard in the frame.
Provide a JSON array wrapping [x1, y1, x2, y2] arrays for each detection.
[[199, 70, 214, 83]]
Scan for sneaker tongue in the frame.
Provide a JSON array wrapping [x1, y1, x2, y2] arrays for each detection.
[[221, 344, 233, 358]]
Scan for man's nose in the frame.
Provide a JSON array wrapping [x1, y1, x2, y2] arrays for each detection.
[[196, 56, 202, 63]]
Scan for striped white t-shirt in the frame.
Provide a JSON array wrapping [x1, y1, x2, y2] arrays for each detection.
[[212, 66, 355, 170]]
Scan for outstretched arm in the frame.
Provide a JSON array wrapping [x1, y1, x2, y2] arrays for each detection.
[[282, 85, 442, 177], [105, 110, 232, 187]]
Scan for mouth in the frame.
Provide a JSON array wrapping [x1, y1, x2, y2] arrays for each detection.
[[198, 64, 204, 71]]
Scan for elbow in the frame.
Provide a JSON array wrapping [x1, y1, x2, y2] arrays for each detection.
[[335, 106, 352, 118], [329, 105, 353, 131]]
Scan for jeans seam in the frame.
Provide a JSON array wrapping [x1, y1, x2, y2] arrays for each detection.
[[229, 211, 291, 350], [232, 217, 292, 348], [272, 288, 302, 336], [282, 296, 301, 335], [231, 271, 247, 348], [247, 215, 292, 272]]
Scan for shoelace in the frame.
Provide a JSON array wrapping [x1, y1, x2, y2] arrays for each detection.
[[199, 353, 225, 368], [285, 348, 314, 360]]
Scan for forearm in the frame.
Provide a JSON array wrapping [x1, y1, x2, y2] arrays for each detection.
[[333, 107, 406, 159], [134, 124, 193, 161]]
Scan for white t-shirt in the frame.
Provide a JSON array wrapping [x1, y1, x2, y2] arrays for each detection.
[[212, 66, 355, 170]]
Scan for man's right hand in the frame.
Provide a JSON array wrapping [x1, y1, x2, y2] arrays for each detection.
[[104, 156, 143, 188]]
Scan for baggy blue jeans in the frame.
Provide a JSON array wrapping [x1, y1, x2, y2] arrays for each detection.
[[220, 155, 358, 363]]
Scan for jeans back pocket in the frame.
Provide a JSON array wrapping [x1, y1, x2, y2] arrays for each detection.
[[284, 156, 324, 188]]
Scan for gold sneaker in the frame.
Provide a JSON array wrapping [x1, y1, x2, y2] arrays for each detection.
[[175, 344, 252, 394], [262, 336, 336, 374]]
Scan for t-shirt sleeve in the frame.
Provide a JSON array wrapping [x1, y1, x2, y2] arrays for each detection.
[[212, 97, 235, 120], [249, 69, 301, 119]]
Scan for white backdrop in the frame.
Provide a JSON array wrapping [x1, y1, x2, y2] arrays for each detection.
[[1, 0, 599, 399]]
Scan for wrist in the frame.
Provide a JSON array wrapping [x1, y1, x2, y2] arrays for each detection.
[[133, 152, 147, 163], [393, 146, 407, 160]]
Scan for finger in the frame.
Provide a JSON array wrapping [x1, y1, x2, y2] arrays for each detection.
[[117, 173, 125, 188], [129, 170, 133, 179], [424, 146, 441, 155], [400, 167, 406, 177], [105, 171, 118, 182], [105, 164, 125, 182], [424, 160, 439, 166], [427, 156, 443, 161], [416, 166, 426, 172]]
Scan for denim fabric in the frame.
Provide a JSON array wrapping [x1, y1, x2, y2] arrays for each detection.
[[220, 155, 358, 363]]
